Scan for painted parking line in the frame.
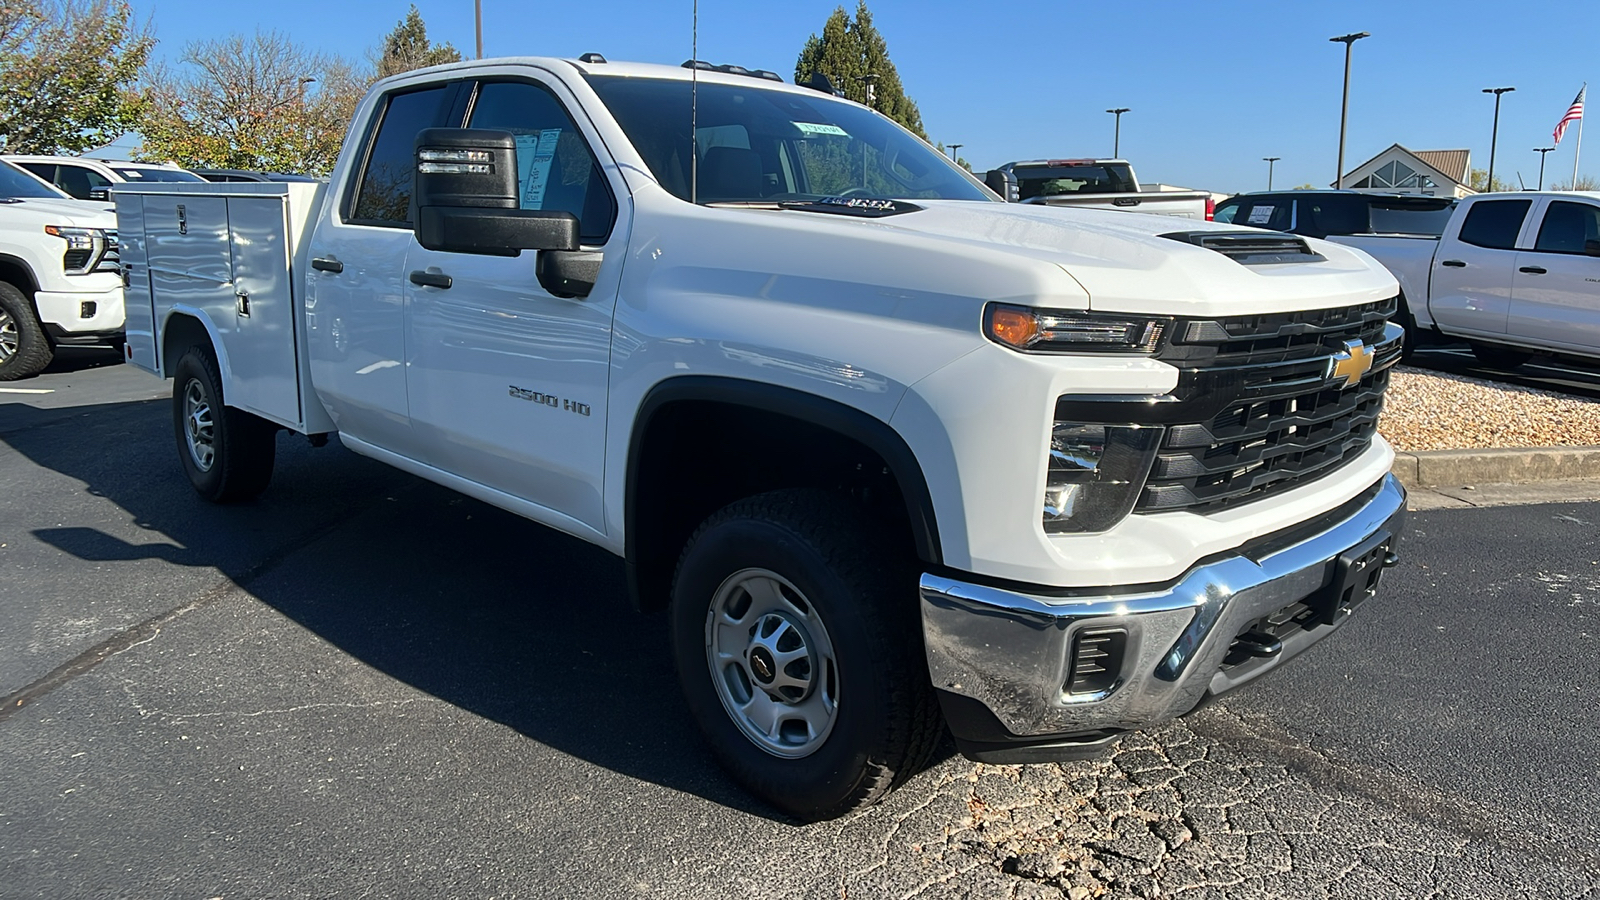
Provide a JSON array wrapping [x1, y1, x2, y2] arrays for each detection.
[[0, 387, 54, 394]]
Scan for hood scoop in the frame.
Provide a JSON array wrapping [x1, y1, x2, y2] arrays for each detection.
[[1161, 230, 1324, 265]]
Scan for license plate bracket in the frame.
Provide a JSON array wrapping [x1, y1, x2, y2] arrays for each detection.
[[1314, 530, 1392, 625]]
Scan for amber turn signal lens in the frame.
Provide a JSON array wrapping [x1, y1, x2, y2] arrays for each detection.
[[988, 307, 1039, 348]]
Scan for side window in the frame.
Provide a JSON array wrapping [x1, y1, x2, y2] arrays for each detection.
[[1211, 200, 1240, 224], [1456, 199, 1531, 250], [1533, 201, 1600, 254], [467, 80, 616, 243], [350, 85, 454, 226], [17, 162, 55, 186]]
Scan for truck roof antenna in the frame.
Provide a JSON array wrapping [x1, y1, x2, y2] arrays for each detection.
[[690, 0, 699, 205]]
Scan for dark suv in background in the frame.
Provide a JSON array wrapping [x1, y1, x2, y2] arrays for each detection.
[[1213, 190, 1456, 238]]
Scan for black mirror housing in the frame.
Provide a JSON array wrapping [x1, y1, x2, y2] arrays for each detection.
[[1586, 239, 1600, 258], [412, 127, 581, 256], [983, 168, 1018, 202], [88, 188, 110, 201], [417, 207, 579, 256]]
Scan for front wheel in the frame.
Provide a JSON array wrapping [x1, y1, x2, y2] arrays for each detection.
[[0, 281, 53, 381], [671, 490, 941, 820], [172, 345, 277, 502]]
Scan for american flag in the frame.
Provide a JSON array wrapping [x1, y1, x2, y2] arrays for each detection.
[[1554, 85, 1585, 145]]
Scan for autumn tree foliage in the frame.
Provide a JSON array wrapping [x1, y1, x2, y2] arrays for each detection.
[[374, 5, 462, 79], [0, 0, 154, 154], [135, 31, 366, 175], [794, 2, 926, 140]]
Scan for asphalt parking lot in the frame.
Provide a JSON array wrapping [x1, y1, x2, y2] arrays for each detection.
[[2, 353, 1598, 899]]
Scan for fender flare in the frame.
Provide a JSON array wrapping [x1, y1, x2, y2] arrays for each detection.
[[624, 375, 943, 579], [160, 306, 234, 396]]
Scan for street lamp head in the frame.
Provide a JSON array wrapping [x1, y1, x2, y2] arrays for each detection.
[[1483, 86, 1515, 96], [1263, 156, 1280, 162], [1329, 32, 1370, 45], [1106, 107, 1130, 115]]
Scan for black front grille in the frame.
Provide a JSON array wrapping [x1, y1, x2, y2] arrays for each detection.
[[1135, 300, 1400, 513]]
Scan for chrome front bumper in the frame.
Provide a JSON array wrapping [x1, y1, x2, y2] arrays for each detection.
[[921, 474, 1406, 752]]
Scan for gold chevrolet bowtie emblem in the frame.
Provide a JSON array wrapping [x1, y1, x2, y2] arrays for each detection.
[[1327, 340, 1373, 390]]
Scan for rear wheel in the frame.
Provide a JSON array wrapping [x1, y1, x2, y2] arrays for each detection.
[[1470, 341, 1532, 370], [172, 345, 277, 502], [670, 490, 941, 821], [0, 281, 53, 381]]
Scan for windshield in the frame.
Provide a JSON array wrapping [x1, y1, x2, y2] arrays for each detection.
[[112, 166, 205, 183], [585, 75, 990, 204], [0, 160, 68, 199], [1368, 197, 1455, 236], [1012, 163, 1135, 200]]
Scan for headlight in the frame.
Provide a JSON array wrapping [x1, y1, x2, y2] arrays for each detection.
[[986, 304, 1169, 353], [1044, 422, 1162, 533], [45, 225, 110, 275]]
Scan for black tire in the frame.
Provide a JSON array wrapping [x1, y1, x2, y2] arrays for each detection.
[[670, 489, 941, 821], [171, 345, 277, 502], [1470, 341, 1532, 370], [0, 281, 53, 381]]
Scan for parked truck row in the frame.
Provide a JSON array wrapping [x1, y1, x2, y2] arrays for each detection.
[[111, 56, 1408, 819]]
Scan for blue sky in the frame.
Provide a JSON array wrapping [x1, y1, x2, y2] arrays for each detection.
[[125, 0, 1598, 193]]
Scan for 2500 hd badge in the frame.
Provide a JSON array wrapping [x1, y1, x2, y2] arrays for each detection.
[[509, 384, 591, 416]]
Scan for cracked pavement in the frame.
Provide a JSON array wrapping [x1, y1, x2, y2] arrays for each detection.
[[2, 356, 1598, 898]]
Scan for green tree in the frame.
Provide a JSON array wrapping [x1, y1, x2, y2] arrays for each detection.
[[135, 31, 365, 176], [374, 5, 461, 79], [0, 0, 153, 154], [1468, 167, 1519, 192], [1549, 175, 1599, 191], [794, 2, 926, 140]]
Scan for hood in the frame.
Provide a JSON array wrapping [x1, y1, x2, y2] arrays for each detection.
[[875, 200, 1398, 316], [0, 196, 118, 228]]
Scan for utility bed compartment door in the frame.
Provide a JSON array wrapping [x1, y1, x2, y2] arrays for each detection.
[[225, 195, 301, 425], [113, 193, 158, 373]]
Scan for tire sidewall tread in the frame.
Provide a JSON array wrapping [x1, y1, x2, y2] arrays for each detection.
[[0, 281, 53, 381], [171, 346, 276, 503]]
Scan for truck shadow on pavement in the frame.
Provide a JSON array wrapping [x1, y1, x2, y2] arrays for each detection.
[[7, 397, 896, 821]]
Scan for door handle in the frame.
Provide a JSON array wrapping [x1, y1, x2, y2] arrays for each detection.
[[409, 270, 452, 289], [1518, 265, 1547, 274], [1440, 259, 1466, 267], [235, 287, 250, 317], [311, 256, 344, 273]]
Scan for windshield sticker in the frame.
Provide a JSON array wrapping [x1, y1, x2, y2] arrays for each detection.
[[120, 171, 145, 179], [795, 122, 848, 137], [515, 129, 562, 209], [1246, 205, 1275, 225]]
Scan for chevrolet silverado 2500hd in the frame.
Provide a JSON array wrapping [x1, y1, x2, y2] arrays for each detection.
[[0, 159, 124, 380], [116, 57, 1406, 820], [982, 159, 1212, 219]]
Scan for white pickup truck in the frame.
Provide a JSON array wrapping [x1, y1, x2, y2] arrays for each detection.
[[1351, 191, 1600, 367], [982, 159, 1213, 219], [0, 159, 125, 380], [115, 56, 1406, 820]]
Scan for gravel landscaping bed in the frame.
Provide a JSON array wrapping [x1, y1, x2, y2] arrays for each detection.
[[1381, 366, 1600, 452]]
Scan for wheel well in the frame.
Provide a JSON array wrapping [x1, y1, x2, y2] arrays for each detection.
[[0, 256, 40, 300], [626, 384, 939, 613], [162, 313, 213, 374]]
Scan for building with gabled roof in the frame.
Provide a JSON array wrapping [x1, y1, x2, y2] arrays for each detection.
[[1333, 144, 1475, 198]]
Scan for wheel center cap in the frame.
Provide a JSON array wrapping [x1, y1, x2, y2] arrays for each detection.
[[748, 646, 777, 684]]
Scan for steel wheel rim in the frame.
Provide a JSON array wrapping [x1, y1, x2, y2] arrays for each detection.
[[0, 306, 16, 363], [182, 377, 216, 472], [706, 567, 839, 758]]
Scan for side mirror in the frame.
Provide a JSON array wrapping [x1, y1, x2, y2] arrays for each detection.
[[1586, 239, 1600, 257], [413, 127, 581, 256], [983, 168, 1018, 202], [88, 188, 110, 201]]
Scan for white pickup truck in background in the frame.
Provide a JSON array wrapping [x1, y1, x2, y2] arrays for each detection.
[[0, 159, 124, 380], [115, 55, 1407, 820], [981, 158, 1212, 219], [1349, 191, 1600, 367]]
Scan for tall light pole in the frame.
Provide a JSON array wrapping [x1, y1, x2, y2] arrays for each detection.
[[1263, 156, 1280, 190], [1329, 32, 1369, 189], [1535, 146, 1555, 190], [475, 0, 483, 59], [1106, 108, 1129, 158], [1483, 86, 1515, 192], [947, 143, 963, 162]]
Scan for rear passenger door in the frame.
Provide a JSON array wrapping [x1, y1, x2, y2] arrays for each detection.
[[403, 75, 627, 533], [1509, 198, 1600, 353], [1428, 198, 1532, 337]]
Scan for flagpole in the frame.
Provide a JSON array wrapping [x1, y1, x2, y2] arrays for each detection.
[[1574, 84, 1586, 188]]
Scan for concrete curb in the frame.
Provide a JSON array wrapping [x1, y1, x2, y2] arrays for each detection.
[[1392, 446, 1600, 489]]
